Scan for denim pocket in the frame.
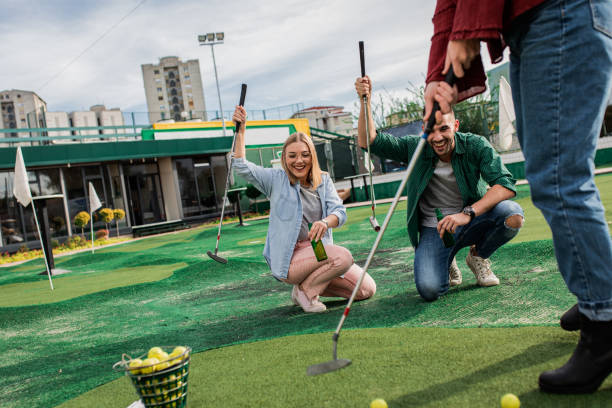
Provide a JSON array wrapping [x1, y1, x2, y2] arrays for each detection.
[[589, 0, 612, 38]]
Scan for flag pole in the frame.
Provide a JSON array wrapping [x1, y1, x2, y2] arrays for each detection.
[[90, 211, 94, 254], [31, 200, 54, 290]]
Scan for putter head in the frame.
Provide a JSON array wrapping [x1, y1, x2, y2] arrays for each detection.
[[306, 358, 351, 376], [369, 216, 381, 232], [207, 250, 228, 264]]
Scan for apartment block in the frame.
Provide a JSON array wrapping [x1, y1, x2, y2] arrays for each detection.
[[141, 56, 207, 124]]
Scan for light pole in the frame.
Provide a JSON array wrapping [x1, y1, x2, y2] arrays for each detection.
[[198, 32, 226, 137]]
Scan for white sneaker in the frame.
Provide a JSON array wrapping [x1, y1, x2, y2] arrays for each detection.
[[294, 286, 326, 313], [449, 257, 462, 286], [466, 252, 499, 287]]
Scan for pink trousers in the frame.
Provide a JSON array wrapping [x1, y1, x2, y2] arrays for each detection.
[[283, 240, 376, 301]]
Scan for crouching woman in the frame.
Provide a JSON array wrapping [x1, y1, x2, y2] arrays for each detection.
[[231, 105, 376, 313]]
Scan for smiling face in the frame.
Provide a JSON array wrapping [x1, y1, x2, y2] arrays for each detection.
[[283, 141, 313, 185], [426, 112, 459, 162]]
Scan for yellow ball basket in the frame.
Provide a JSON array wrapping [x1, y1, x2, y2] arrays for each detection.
[[113, 346, 191, 408]]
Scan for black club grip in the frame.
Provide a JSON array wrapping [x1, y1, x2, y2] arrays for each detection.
[[235, 83, 247, 133], [424, 67, 457, 134], [359, 41, 365, 78]]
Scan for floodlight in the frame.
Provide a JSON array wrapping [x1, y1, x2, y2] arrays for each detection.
[[207, 33, 215, 41], [215, 32, 224, 41], [198, 34, 207, 43]]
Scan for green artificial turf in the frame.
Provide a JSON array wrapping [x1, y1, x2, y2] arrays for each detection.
[[0, 263, 186, 307], [512, 174, 612, 243], [57, 327, 612, 408], [0, 173, 611, 408]]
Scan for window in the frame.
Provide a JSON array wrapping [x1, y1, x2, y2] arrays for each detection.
[[157, 87, 162, 92], [158, 96, 163, 101], [154, 69, 159, 75], [160, 105, 165, 110], [155, 78, 161, 83]]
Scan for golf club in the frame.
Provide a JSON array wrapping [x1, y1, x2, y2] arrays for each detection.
[[359, 41, 381, 232], [207, 83, 247, 264], [307, 67, 456, 376]]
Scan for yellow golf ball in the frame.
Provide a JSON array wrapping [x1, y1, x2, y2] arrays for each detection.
[[500, 393, 520, 408], [370, 398, 388, 408]]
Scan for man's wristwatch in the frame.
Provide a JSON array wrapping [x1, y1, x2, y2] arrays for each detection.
[[462, 206, 476, 220], [320, 219, 329, 228]]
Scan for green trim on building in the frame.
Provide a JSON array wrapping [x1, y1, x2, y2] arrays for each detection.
[[142, 124, 298, 141], [0, 137, 232, 169]]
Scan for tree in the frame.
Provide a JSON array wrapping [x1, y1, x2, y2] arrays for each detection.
[[73, 211, 90, 239], [98, 208, 114, 233], [245, 184, 263, 213], [113, 209, 126, 238], [356, 79, 498, 139]]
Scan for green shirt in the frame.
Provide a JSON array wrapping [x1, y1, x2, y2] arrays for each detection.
[[370, 131, 516, 248]]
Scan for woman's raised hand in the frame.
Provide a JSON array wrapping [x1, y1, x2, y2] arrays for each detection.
[[232, 105, 247, 134]]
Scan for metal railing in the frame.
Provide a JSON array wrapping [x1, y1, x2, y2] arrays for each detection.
[[0, 125, 149, 146]]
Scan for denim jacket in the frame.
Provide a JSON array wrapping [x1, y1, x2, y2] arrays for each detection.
[[232, 157, 347, 280]]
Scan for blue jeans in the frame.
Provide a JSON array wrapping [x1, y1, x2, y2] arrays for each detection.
[[414, 200, 524, 301], [505, 0, 612, 320]]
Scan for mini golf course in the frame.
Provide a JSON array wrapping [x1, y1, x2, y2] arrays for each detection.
[[0, 175, 611, 407]]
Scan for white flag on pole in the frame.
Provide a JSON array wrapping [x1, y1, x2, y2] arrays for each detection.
[[498, 76, 516, 151], [13, 147, 32, 207], [13, 147, 54, 290], [88, 182, 102, 212]]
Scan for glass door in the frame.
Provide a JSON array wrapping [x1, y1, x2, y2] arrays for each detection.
[[194, 160, 218, 215]]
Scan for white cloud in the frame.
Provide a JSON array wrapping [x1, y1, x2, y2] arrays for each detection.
[[1, 0, 437, 118]]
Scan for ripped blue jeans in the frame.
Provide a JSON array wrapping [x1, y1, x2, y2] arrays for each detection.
[[506, 0, 612, 320], [414, 200, 524, 301]]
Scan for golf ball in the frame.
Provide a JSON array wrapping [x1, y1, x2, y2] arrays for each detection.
[[370, 398, 388, 408], [500, 393, 520, 408]]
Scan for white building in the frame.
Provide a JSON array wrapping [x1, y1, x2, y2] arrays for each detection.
[[142, 56, 208, 124], [70, 111, 99, 138], [0, 90, 47, 141], [291, 106, 354, 136], [90, 105, 125, 137], [45, 112, 71, 142]]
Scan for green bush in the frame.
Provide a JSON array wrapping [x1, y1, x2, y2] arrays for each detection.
[[74, 211, 90, 238], [98, 208, 114, 232], [113, 209, 126, 237], [66, 235, 83, 250]]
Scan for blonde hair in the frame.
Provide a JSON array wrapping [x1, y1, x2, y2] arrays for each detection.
[[281, 132, 323, 188]]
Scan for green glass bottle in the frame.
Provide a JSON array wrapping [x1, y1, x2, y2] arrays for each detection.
[[435, 208, 455, 248], [308, 223, 328, 261]]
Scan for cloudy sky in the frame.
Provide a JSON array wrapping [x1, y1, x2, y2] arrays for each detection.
[[1, 0, 449, 120]]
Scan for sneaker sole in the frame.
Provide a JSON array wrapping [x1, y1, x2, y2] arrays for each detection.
[[477, 280, 500, 287]]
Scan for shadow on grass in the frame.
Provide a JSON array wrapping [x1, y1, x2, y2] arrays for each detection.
[[391, 341, 574, 407]]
